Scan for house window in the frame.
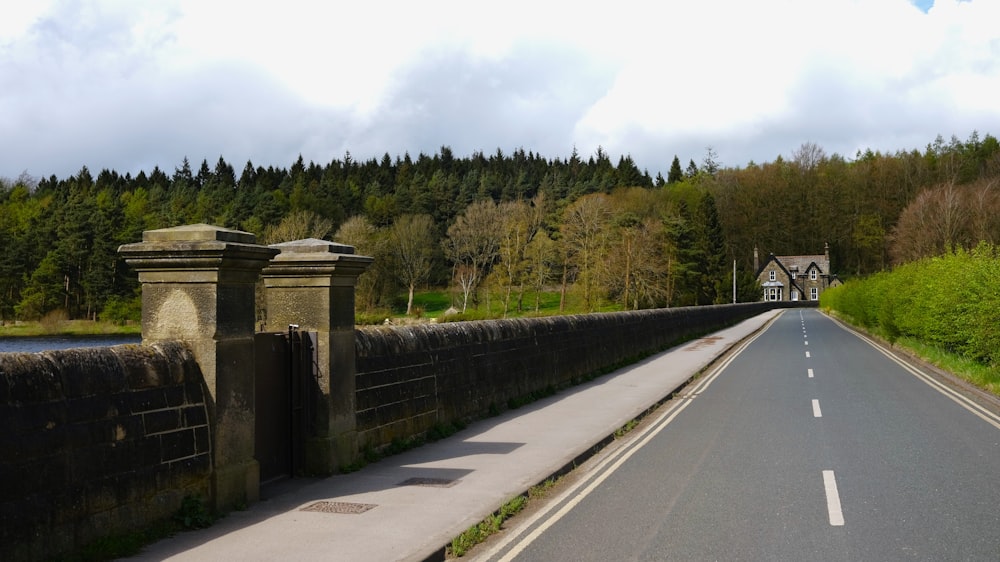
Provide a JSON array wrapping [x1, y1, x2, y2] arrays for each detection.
[[810, 287, 818, 300], [791, 290, 799, 301], [769, 270, 776, 282], [810, 269, 817, 281], [765, 287, 782, 301]]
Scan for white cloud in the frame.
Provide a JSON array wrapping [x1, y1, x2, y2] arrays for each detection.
[[1, 0, 999, 180]]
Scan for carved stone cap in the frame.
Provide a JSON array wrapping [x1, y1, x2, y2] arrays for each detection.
[[269, 238, 356, 255], [142, 223, 256, 244], [118, 223, 278, 283], [263, 238, 373, 285]]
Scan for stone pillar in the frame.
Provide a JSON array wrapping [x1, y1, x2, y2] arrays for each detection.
[[260, 238, 373, 475], [119, 224, 278, 511]]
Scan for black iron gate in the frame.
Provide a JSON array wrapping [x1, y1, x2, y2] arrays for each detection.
[[254, 326, 316, 484]]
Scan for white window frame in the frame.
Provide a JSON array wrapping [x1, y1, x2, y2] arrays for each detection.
[[810, 287, 819, 300], [810, 269, 817, 281], [769, 270, 776, 282]]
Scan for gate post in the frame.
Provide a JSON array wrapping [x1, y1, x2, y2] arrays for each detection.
[[260, 238, 373, 475], [119, 224, 278, 511]]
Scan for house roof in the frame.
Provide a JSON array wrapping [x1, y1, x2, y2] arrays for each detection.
[[769, 254, 829, 275]]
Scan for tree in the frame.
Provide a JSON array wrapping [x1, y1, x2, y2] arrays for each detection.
[[701, 147, 721, 177], [442, 200, 503, 312], [388, 214, 437, 315], [889, 179, 1000, 264], [560, 194, 612, 311], [493, 199, 540, 316], [667, 156, 684, 184], [606, 212, 667, 309], [523, 230, 558, 312], [685, 159, 699, 179], [691, 192, 728, 304], [335, 215, 391, 311], [792, 142, 826, 171], [16, 252, 65, 320], [663, 201, 698, 306], [260, 209, 333, 245]]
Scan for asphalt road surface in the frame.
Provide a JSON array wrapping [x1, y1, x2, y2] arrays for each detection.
[[475, 309, 1000, 561]]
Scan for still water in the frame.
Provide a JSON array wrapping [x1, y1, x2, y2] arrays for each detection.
[[0, 335, 142, 353]]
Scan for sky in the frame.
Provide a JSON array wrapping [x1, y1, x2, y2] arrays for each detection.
[[2, 0, 999, 182]]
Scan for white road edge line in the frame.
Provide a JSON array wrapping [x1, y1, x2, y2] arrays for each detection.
[[812, 399, 822, 417], [822, 470, 845, 526], [476, 312, 785, 562]]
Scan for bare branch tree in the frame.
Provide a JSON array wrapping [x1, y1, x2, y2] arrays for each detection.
[[388, 214, 436, 315], [442, 200, 503, 312]]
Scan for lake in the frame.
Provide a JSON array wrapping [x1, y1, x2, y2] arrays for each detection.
[[0, 335, 142, 353]]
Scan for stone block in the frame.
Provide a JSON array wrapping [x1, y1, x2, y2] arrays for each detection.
[[129, 388, 167, 413], [143, 408, 182, 435], [160, 429, 196, 462], [183, 404, 208, 427]]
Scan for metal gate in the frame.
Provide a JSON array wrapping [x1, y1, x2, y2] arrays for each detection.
[[254, 326, 316, 484]]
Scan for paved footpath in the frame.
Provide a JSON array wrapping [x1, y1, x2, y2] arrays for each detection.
[[127, 310, 782, 562]]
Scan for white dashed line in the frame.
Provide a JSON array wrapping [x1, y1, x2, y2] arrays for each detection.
[[805, 351, 811, 358], [808, 368, 814, 378], [812, 399, 822, 417], [822, 470, 845, 526]]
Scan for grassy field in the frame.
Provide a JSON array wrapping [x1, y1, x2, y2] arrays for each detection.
[[363, 288, 623, 324], [0, 319, 141, 338]]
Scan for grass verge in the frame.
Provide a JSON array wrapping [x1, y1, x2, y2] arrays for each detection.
[[447, 478, 558, 558], [895, 336, 1000, 395]]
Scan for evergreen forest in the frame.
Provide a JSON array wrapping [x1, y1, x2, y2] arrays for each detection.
[[1, 131, 998, 324]]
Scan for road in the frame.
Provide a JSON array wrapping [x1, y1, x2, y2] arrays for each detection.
[[474, 309, 1000, 561]]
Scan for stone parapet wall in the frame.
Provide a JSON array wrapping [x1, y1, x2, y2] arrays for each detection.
[[0, 342, 211, 561], [354, 302, 786, 449]]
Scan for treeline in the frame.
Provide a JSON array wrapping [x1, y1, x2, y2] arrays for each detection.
[[713, 132, 1000, 275], [1, 131, 998, 322]]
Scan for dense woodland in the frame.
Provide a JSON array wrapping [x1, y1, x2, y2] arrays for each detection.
[[1, 131, 998, 323]]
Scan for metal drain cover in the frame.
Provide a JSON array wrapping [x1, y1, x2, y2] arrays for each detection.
[[300, 501, 377, 514], [397, 477, 460, 488]]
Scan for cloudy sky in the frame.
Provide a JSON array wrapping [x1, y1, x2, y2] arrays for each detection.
[[2, 0, 998, 181]]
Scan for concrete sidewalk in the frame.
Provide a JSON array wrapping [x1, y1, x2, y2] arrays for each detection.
[[127, 310, 781, 562]]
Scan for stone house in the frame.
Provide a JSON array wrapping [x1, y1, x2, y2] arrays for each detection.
[[754, 243, 840, 302]]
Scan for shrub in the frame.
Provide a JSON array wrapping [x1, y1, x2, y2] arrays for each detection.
[[824, 243, 1000, 367]]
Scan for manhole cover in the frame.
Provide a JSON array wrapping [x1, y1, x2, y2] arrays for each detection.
[[398, 477, 459, 488], [300, 501, 376, 514]]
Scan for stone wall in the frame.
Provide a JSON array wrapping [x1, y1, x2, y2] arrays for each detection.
[[0, 342, 211, 561], [354, 302, 785, 449]]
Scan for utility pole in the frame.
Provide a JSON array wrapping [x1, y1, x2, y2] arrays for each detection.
[[732, 260, 737, 304]]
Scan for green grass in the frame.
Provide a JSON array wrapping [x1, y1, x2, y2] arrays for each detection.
[[0, 319, 141, 338], [448, 493, 529, 557], [895, 336, 1000, 395], [371, 287, 624, 324], [447, 476, 560, 557]]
